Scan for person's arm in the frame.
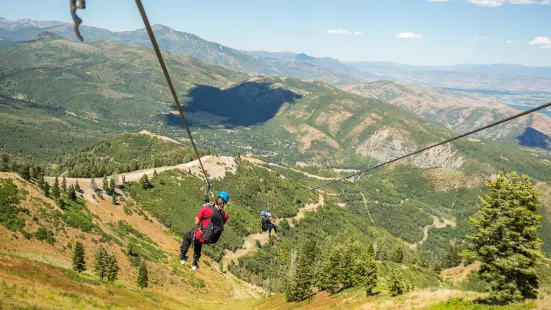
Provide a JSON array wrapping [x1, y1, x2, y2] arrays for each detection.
[[223, 212, 229, 224]]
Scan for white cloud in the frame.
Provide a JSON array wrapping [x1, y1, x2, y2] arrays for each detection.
[[468, 0, 549, 7], [353, 31, 364, 36], [543, 45, 551, 49], [529, 36, 551, 45], [328, 29, 350, 35], [505, 40, 513, 43], [396, 32, 424, 39], [472, 36, 489, 41]]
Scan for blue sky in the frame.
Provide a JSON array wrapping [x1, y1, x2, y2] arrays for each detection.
[[1, 0, 550, 66]]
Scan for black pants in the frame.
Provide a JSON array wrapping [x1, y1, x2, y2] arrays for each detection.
[[268, 224, 278, 236], [180, 228, 203, 264]]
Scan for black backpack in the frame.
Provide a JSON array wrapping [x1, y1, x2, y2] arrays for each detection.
[[199, 204, 225, 244], [260, 217, 268, 231]]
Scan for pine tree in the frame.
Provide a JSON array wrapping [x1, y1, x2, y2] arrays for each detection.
[[112, 194, 117, 205], [140, 174, 152, 189], [68, 185, 77, 201], [374, 240, 388, 261], [94, 246, 108, 280], [51, 177, 61, 198], [109, 178, 115, 195], [341, 240, 366, 289], [391, 247, 404, 263], [153, 169, 158, 177], [102, 176, 109, 193], [121, 176, 126, 184], [106, 253, 120, 282], [75, 180, 81, 192], [389, 269, 404, 296], [285, 239, 320, 302], [43, 182, 50, 197], [62, 176, 67, 192], [465, 172, 543, 304], [364, 250, 378, 296], [18, 165, 30, 181], [319, 243, 345, 294], [72, 241, 87, 273], [137, 261, 149, 288]]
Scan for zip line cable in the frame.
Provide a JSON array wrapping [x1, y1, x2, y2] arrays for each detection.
[[307, 101, 551, 192], [135, 0, 214, 197]]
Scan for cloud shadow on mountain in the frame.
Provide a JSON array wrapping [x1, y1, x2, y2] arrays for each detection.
[[517, 127, 551, 150], [162, 81, 302, 127]]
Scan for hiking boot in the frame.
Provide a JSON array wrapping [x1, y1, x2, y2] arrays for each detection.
[[180, 255, 188, 265], [192, 263, 199, 271]]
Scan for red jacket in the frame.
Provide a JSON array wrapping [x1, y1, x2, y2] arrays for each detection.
[[194, 203, 229, 244]]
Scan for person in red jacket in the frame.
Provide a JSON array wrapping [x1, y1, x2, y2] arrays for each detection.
[[180, 191, 229, 271]]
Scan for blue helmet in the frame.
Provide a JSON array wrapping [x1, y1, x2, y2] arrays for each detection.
[[260, 211, 266, 216], [217, 191, 229, 203]]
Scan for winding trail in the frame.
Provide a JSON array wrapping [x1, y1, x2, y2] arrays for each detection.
[[407, 215, 455, 249], [221, 194, 325, 271]]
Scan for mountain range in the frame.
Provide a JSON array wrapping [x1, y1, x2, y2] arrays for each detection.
[[2, 17, 551, 90]]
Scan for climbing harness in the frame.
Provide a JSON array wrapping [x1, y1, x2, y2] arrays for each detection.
[[70, 0, 86, 42]]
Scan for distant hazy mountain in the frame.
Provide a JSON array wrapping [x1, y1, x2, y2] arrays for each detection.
[[348, 61, 551, 78], [0, 17, 64, 30], [347, 61, 551, 91], [0, 17, 359, 83], [2, 17, 550, 90]]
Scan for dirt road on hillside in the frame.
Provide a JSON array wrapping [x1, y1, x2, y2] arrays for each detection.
[[45, 155, 237, 204]]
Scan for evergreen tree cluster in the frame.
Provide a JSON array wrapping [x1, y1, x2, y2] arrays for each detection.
[[72, 241, 87, 273], [93, 246, 120, 282], [285, 239, 378, 302]]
